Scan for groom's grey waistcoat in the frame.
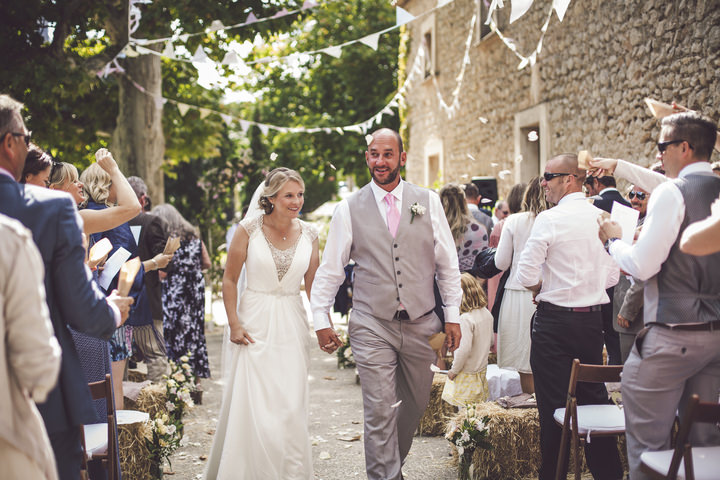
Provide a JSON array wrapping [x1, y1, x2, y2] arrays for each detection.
[[348, 182, 436, 320]]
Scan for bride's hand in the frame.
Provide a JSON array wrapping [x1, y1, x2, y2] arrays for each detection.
[[230, 323, 255, 345]]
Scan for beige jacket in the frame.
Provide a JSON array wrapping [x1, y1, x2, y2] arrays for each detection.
[[449, 308, 495, 375], [0, 214, 61, 480]]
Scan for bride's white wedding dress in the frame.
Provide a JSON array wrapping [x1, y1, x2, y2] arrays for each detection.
[[205, 215, 316, 479]]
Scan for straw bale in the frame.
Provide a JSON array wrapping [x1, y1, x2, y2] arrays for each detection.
[[127, 369, 147, 383], [126, 383, 168, 419], [118, 420, 153, 480], [418, 373, 457, 436]]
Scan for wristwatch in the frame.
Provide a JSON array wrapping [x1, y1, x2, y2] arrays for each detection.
[[604, 237, 620, 252]]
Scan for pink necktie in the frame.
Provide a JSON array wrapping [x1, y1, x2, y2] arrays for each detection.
[[385, 193, 400, 238]]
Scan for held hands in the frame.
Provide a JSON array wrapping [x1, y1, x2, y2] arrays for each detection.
[[107, 290, 134, 324], [447, 372, 456, 381], [587, 157, 618, 178], [230, 323, 255, 346], [95, 148, 119, 174], [444, 323, 461, 352], [316, 327, 343, 354], [617, 314, 631, 329], [597, 214, 623, 243]]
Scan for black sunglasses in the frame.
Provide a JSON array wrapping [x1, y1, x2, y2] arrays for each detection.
[[628, 191, 646, 200], [543, 172, 575, 182], [9, 131, 32, 147], [49, 161, 63, 182], [657, 139, 693, 153]]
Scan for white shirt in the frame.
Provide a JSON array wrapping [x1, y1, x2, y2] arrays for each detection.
[[494, 211, 535, 291], [609, 162, 713, 282], [614, 160, 667, 193], [310, 179, 462, 330], [516, 192, 619, 307]]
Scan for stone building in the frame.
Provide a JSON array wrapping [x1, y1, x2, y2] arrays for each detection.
[[397, 0, 720, 198]]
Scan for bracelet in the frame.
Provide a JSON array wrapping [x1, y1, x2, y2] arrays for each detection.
[[604, 237, 620, 253], [150, 258, 158, 270]]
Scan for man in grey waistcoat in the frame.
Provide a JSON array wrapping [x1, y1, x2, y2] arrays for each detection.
[[311, 128, 462, 480], [599, 111, 720, 479]]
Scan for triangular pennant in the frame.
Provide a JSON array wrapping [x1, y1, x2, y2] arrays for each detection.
[[240, 120, 250, 133], [222, 50, 240, 65], [179, 34, 190, 43], [272, 8, 289, 18], [322, 46, 343, 58], [510, 0, 534, 24], [133, 45, 153, 55], [221, 113, 233, 125], [177, 103, 190, 117], [162, 41, 175, 58], [437, 0, 453, 6], [199, 108, 212, 119], [209, 20, 225, 32], [323, 128, 332, 134], [517, 56, 530, 70], [246, 12, 258, 24], [258, 124, 269, 136], [302, 0, 318, 9], [335, 127, 344, 135], [359, 33, 380, 51], [192, 45, 210, 63], [122, 45, 140, 58], [396, 6, 415, 26], [154, 96, 166, 110], [553, 0, 572, 22]]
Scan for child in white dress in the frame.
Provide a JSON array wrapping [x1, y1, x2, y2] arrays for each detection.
[[442, 273, 495, 407]]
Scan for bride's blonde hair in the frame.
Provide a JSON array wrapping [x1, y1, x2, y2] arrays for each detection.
[[258, 167, 305, 214], [80, 163, 112, 207]]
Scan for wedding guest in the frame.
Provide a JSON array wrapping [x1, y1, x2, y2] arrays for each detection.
[[206, 168, 319, 479], [0, 214, 61, 480], [492, 199, 509, 225], [517, 153, 622, 480], [441, 273, 494, 407], [440, 183, 488, 272], [0, 94, 132, 480], [494, 176, 548, 393], [80, 155, 145, 409], [599, 112, 720, 479], [152, 204, 211, 380], [311, 128, 462, 480], [463, 182, 493, 235], [20, 144, 52, 186]]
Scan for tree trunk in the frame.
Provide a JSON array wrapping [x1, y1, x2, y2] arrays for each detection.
[[113, 52, 166, 204]]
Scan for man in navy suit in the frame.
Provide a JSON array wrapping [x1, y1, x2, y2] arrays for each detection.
[[0, 94, 133, 479], [584, 174, 631, 365]]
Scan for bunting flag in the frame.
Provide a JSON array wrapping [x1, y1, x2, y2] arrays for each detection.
[[162, 41, 174, 58], [321, 46, 342, 58], [431, 13, 476, 118], [192, 45, 210, 63], [395, 6, 415, 26], [553, 0, 572, 22], [177, 103, 190, 116], [510, 0, 534, 24], [359, 32, 380, 50]]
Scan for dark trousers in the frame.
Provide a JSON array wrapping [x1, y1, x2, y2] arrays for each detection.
[[603, 287, 621, 365], [49, 427, 84, 480], [530, 307, 623, 480]]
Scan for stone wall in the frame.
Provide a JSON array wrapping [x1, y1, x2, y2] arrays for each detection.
[[398, 0, 720, 197]]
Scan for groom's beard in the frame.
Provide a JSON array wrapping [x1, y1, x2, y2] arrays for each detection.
[[370, 163, 401, 186]]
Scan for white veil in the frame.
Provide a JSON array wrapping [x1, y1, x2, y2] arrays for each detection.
[[220, 180, 266, 387]]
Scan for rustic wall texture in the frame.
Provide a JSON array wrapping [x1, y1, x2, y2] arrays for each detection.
[[397, 0, 720, 197]]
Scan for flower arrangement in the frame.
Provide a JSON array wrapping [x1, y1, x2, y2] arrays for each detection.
[[165, 354, 197, 420], [409, 202, 426, 223], [335, 326, 355, 369], [146, 412, 183, 478], [445, 405, 492, 480]]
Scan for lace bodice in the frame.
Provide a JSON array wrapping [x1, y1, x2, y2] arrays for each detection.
[[241, 215, 318, 282]]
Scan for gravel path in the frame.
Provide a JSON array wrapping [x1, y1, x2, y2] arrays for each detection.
[[163, 321, 459, 480]]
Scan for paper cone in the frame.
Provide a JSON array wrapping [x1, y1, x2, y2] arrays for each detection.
[[644, 98, 678, 119], [163, 236, 181, 255], [578, 150, 592, 170], [118, 257, 141, 296], [428, 332, 446, 351], [88, 238, 112, 269]]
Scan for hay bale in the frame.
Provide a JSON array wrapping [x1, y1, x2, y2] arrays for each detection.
[[447, 403, 628, 479], [417, 374, 457, 436], [126, 383, 168, 419], [118, 419, 153, 480], [127, 369, 147, 383]]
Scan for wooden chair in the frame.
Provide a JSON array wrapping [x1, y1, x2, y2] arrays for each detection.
[[80, 373, 119, 480], [640, 394, 720, 480], [554, 359, 625, 480]]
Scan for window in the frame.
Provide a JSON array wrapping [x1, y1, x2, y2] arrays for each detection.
[[420, 14, 436, 79]]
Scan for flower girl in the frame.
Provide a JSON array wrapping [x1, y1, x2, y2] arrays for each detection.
[[442, 272, 495, 407]]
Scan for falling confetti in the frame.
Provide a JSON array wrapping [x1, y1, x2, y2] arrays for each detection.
[[365, 134, 374, 146], [478, 116, 489, 124], [527, 130, 539, 142], [391, 400, 402, 408]]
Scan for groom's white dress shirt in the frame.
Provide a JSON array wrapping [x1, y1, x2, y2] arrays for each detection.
[[311, 179, 462, 330]]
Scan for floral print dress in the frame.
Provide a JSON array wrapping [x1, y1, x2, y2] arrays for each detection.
[[162, 237, 210, 378]]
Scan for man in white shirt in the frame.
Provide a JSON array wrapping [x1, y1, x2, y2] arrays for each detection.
[[310, 128, 462, 480], [516, 153, 622, 480], [599, 112, 720, 480]]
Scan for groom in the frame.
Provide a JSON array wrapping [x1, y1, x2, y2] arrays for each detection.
[[311, 128, 462, 480]]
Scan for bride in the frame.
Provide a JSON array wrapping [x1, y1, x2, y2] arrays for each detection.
[[205, 168, 319, 479]]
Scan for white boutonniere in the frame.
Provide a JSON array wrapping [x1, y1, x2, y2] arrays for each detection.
[[409, 202, 426, 223]]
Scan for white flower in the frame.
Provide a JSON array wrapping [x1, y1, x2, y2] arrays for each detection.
[[460, 430, 471, 443], [457, 446, 464, 456], [158, 424, 168, 435], [165, 401, 176, 412], [180, 355, 190, 363], [409, 202, 426, 223], [167, 424, 177, 435]]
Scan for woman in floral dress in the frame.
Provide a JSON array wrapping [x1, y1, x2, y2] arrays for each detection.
[[153, 204, 211, 379]]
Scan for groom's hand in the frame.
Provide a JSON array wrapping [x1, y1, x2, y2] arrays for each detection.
[[444, 323, 462, 352], [316, 328, 343, 354]]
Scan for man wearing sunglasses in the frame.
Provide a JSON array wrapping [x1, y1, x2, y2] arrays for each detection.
[[598, 111, 720, 480], [0, 94, 134, 479], [517, 154, 623, 480]]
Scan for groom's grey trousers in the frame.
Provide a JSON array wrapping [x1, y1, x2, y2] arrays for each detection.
[[349, 308, 442, 480]]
